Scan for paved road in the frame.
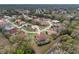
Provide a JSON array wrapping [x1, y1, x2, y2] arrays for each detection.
[[5, 18, 61, 54], [5, 19, 52, 34], [41, 21, 52, 32]]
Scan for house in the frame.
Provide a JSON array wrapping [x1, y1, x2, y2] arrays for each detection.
[[0, 19, 7, 28], [19, 21, 26, 26], [31, 25, 39, 32], [32, 16, 38, 19], [35, 32, 50, 46], [23, 14, 32, 20], [36, 32, 47, 42], [52, 20, 60, 23], [47, 28, 58, 36], [40, 21, 49, 26], [4, 16, 12, 19], [51, 20, 61, 29], [15, 19, 26, 26], [33, 18, 40, 23], [3, 24, 17, 37], [52, 20, 60, 24], [15, 19, 22, 24], [4, 15, 16, 21]]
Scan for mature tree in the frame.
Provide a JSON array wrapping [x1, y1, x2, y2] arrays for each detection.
[[59, 35, 78, 53], [8, 32, 35, 54]]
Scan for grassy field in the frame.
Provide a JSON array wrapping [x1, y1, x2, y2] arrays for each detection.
[[28, 33, 55, 54]]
